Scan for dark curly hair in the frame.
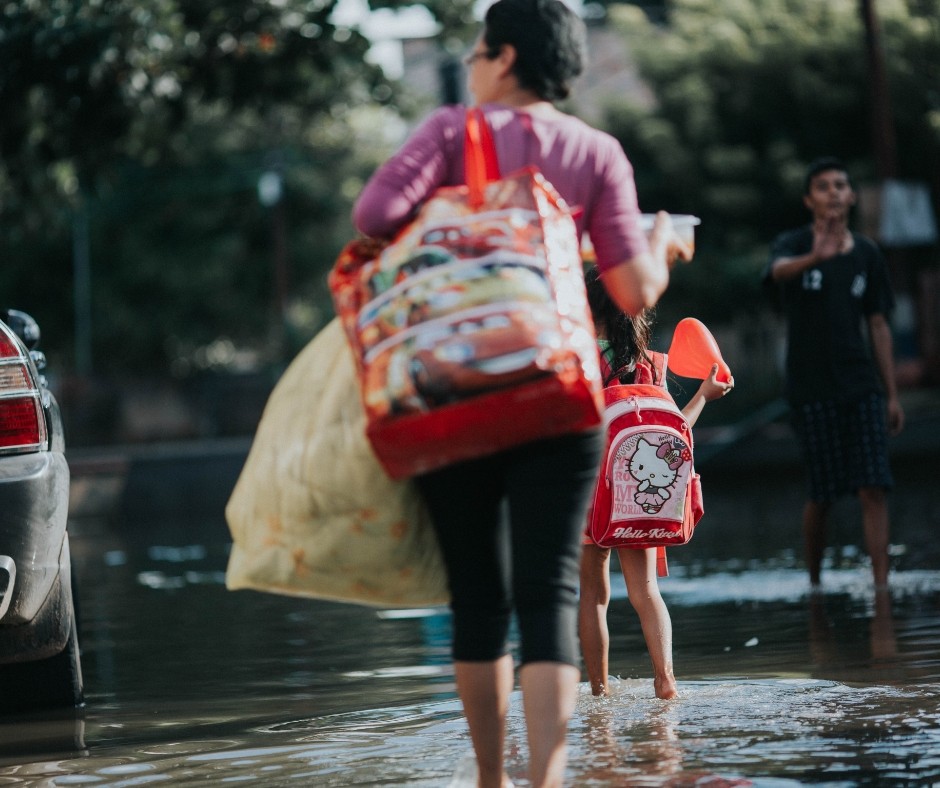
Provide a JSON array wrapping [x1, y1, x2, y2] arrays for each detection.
[[482, 0, 586, 101], [585, 265, 653, 385]]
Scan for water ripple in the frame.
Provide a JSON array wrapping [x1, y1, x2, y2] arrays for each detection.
[[2, 680, 936, 786]]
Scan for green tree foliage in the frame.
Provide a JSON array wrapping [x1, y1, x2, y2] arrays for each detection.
[[371, 0, 478, 40], [1, 0, 391, 215], [603, 0, 940, 323], [0, 0, 473, 374]]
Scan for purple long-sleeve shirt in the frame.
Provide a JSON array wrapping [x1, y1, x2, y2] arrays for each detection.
[[352, 103, 649, 273]]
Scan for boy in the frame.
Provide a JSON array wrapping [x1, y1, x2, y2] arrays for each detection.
[[765, 157, 904, 589]]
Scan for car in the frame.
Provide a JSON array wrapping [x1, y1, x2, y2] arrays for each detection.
[[409, 310, 564, 406], [0, 309, 82, 712]]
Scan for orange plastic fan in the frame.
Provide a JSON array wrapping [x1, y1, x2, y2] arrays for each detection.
[[667, 318, 732, 382]]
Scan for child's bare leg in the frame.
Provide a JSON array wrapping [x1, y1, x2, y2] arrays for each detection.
[[578, 544, 612, 696], [619, 547, 677, 699]]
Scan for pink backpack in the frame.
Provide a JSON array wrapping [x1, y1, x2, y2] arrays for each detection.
[[586, 351, 704, 576]]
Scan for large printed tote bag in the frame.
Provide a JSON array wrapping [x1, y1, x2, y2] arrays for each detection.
[[329, 108, 603, 479]]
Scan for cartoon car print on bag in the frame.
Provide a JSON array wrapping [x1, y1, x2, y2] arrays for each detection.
[[356, 259, 553, 357], [409, 311, 558, 406]]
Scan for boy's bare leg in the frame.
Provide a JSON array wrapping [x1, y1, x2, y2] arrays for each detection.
[[859, 486, 890, 588], [802, 500, 831, 587]]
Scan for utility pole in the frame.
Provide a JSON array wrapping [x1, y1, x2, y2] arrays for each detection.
[[72, 199, 93, 376], [859, 0, 897, 180], [257, 169, 289, 320]]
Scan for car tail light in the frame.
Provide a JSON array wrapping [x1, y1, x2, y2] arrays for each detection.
[[0, 331, 20, 359], [0, 321, 46, 453]]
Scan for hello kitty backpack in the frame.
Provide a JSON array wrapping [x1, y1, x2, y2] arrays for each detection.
[[587, 351, 704, 575]]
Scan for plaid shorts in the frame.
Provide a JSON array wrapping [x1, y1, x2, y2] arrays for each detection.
[[790, 392, 894, 503]]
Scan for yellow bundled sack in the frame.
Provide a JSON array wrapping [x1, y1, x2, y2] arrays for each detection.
[[225, 318, 448, 607]]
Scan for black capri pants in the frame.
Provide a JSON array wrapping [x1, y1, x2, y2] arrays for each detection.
[[416, 429, 603, 667]]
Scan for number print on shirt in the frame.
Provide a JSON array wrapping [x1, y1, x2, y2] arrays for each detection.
[[802, 269, 823, 291], [850, 272, 867, 298]]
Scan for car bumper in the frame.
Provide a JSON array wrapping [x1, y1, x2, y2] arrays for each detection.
[[0, 535, 72, 664], [0, 451, 70, 626]]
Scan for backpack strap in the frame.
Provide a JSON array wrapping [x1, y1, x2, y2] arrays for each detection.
[[598, 347, 668, 389], [631, 351, 668, 388], [649, 351, 668, 388]]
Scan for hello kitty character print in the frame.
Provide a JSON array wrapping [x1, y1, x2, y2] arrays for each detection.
[[627, 436, 690, 514], [609, 429, 692, 523]]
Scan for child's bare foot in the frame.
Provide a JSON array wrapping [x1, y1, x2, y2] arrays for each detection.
[[654, 674, 678, 699], [589, 678, 609, 697]]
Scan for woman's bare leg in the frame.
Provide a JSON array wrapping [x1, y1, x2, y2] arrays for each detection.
[[519, 661, 580, 788], [454, 655, 516, 788]]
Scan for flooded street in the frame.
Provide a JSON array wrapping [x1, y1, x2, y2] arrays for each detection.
[[1, 427, 939, 786]]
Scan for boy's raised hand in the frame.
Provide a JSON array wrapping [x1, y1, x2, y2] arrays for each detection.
[[812, 216, 848, 261]]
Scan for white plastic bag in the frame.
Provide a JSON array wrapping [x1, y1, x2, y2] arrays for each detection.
[[225, 318, 448, 607]]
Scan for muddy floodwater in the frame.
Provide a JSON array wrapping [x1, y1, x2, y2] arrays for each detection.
[[1, 420, 939, 786]]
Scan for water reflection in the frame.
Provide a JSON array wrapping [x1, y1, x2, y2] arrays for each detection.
[[809, 588, 900, 676], [1, 517, 939, 785], [869, 589, 899, 662], [569, 677, 940, 785], [0, 709, 85, 762], [3, 679, 937, 785]]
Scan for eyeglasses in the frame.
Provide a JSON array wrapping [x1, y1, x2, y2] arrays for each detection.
[[463, 51, 492, 67]]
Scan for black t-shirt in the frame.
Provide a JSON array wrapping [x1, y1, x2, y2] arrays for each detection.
[[764, 226, 894, 405]]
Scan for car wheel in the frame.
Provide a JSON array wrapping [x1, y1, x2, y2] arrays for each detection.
[[0, 580, 83, 713]]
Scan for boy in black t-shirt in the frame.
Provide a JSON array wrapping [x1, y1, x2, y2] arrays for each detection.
[[764, 157, 905, 589]]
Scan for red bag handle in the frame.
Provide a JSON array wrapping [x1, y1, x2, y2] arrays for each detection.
[[465, 107, 500, 208], [656, 546, 669, 577]]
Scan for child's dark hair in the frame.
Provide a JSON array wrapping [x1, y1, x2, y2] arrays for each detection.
[[482, 0, 585, 101], [803, 156, 849, 194], [585, 265, 653, 385]]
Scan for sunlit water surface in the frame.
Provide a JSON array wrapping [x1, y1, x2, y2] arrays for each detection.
[[1, 518, 938, 786]]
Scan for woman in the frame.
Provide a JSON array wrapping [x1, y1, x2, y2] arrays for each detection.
[[353, 1, 691, 785]]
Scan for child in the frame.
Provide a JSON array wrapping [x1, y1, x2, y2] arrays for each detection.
[[578, 265, 733, 699]]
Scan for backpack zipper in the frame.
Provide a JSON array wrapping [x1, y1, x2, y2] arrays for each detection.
[[604, 395, 684, 428]]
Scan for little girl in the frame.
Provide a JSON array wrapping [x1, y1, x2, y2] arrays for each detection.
[[578, 265, 734, 699]]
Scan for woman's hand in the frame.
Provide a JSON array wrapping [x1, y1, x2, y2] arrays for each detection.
[[649, 211, 693, 269], [601, 211, 694, 316]]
